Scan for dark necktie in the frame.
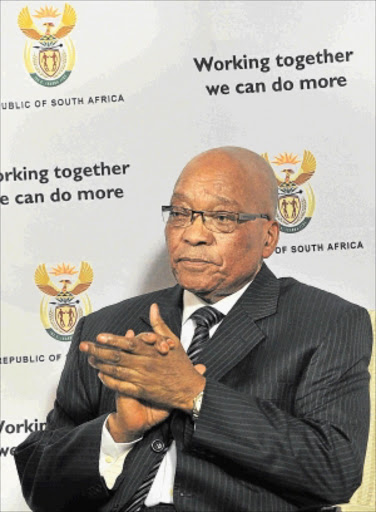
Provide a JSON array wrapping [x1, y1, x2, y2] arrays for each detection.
[[124, 306, 224, 512], [187, 306, 224, 363]]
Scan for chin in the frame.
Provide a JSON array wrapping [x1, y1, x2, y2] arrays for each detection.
[[173, 269, 216, 296]]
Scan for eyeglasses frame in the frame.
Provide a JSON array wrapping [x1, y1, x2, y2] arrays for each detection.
[[161, 205, 270, 232]]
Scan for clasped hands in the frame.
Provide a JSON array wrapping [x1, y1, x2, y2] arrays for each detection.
[[79, 303, 206, 442]]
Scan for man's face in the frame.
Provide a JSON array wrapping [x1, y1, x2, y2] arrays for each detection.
[[165, 153, 277, 303]]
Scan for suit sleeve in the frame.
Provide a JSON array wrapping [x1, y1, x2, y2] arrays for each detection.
[[186, 306, 373, 507], [14, 317, 111, 512]]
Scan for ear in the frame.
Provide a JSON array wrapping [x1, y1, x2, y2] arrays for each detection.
[[262, 220, 280, 258]]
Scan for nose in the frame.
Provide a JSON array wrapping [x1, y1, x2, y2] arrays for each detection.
[[182, 213, 214, 245]]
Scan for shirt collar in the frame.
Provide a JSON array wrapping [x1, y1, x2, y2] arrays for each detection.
[[182, 280, 253, 325]]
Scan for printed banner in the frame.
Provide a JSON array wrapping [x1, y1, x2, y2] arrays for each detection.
[[1, 1, 374, 510]]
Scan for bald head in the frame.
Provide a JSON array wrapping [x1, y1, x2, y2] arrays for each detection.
[[174, 146, 278, 219]]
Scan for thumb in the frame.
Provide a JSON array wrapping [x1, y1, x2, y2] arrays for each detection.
[[194, 364, 207, 375], [149, 303, 178, 341]]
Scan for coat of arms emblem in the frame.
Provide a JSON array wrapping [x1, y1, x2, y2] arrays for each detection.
[[262, 151, 316, 233], [18, 4, 76, 87], [35, 261, 93, 341]]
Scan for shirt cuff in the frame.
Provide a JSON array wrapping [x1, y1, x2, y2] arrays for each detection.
[[99, 414, 142, 489]]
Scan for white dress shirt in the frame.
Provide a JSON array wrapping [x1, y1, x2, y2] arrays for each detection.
[[99, 280, 252, 504]]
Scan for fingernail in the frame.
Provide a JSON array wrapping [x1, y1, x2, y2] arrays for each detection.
[[98, 372, 104, 382]]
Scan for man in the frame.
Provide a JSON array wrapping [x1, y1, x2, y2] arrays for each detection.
[[15, 147, 372, 512]]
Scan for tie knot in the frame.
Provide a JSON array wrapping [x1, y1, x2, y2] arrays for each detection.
[[190, 306, 224, 329]]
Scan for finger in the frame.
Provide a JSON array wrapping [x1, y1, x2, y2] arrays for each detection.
[[194, 364, 207, 375], [149, 303, 177, 342], [93, 360, 136, 381], [135, 332, 159, 345], [135, 330, 174, 354], [98, 372, 140, 397], [81, 343, 127, 365], [95, 333, 139, 352], [154, 338, 171, 355]]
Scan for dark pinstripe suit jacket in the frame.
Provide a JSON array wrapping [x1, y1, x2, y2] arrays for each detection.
[[15, 264, 373, 512]]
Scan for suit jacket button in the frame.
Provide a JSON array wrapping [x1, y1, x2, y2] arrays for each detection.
[[151, 439, 165, 453]]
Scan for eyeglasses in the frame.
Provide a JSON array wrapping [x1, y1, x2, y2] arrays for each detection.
[[161, 206, 270, 234]]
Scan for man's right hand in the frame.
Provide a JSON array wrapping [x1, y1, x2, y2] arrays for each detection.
[[105, 329, 172, 442], [107, 396, 170, 443]]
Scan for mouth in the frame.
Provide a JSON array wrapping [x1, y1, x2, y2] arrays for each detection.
[[177, 257, 217, 268]]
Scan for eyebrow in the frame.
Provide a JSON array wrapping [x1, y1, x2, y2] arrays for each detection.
[[171, 192, 242, 210]]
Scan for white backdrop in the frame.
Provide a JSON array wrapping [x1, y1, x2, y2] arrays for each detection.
[[1, 1, 375, 510]]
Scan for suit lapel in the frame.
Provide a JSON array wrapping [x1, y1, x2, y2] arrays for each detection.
[[201, 264, 280, 380], [139, 284, 183, 338]]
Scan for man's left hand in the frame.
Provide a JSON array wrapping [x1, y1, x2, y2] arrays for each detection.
[[79, 303, 206, 414]]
